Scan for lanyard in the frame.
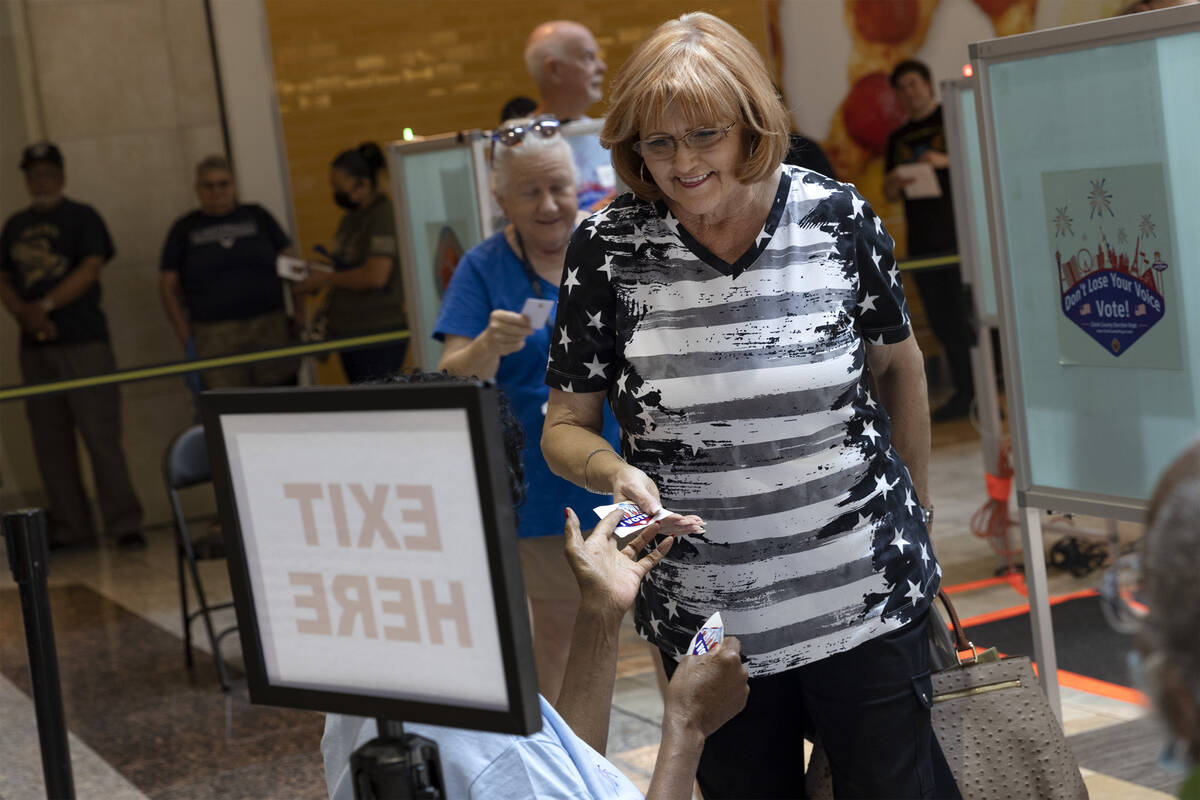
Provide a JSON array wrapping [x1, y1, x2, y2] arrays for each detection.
[[513, 228, 544, 299]]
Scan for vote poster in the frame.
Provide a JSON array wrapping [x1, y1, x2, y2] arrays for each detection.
[[1042, 163, 1182, 369]]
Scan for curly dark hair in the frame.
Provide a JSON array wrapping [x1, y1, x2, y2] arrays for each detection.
[[368, 370, 527, 513]]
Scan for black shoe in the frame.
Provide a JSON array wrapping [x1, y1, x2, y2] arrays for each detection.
[[116, 532, 147, 550], [931, 394, 973, 423]]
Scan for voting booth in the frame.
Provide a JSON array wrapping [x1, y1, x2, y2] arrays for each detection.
[[385, 120, 615, 370], [971, 3, 1200, 714], [200, 381, 540, 736]]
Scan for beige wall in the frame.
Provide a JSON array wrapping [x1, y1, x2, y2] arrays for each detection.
[[0, 0, 224, 525]]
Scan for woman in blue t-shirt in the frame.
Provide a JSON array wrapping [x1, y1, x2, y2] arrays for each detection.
[[433, 117, 620, 702]]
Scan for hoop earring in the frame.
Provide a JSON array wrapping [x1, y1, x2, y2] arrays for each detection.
[[639, 160, 648, 184]]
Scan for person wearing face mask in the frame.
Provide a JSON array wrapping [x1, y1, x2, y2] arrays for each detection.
[[1139, 441, 1200, 798], [434, 117, 621, 702], [158, 155, 300, 388], [295, 142, 407, 383], [0, 141, 144, 551]]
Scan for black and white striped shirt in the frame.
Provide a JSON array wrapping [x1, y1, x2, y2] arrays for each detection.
[[547, 166, 939, 676]]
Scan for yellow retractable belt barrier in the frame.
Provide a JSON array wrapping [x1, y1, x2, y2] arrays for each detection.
[[0, 330, 411, 403], [897, 254, 960, 271]]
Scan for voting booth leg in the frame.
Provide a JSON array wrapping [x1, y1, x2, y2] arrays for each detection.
[[350, 718, 444, 800], [1017, 505, 1062, 721], [2, 508, 76, 800]]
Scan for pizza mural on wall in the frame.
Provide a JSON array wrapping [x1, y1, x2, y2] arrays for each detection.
[[819, 0, 1040, 257]]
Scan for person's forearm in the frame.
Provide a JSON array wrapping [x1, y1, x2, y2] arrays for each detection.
[[542, 419, 622, 492], [159, 284, 191, 344], [43, 256, 103, 308], [877, 348, 931, 507], [645, 719, 706, 800], [438, 335, 500, 380], [326, 257, 391, 291], [0, 274, 24, 317], [554, 606, 622, 754]]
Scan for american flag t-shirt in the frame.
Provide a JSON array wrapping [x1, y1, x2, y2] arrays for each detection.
[[547, 166, 939, 676]]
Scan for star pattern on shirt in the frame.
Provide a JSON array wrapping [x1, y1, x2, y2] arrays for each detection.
[[857, 512, 875, 530], [615, 369, 630, 396], [586, 309, 605, 331], [861, 421, 879, 444], [904, 489, 917, 516], [890, 528, 910, 553], [888, 264, 901, 286], [874, 215, 884, 236], [663, 597, 679, 620], [874, 472, 897, 499], [663, 212, 681, 236], [756, 227, 772, 248], [851, 193, 866, 219], [919, 542, 930, 566], [598, 253, 615, 280], [859, 292, 878, 313], [636, 402, 655, 430], [590, 205, 610, 231], [584, 354, 609, 379], [558, 325, 572, 350], [870, 247, 882, 270], [562, 267, 581, 294], [905, 579, 925, 604]]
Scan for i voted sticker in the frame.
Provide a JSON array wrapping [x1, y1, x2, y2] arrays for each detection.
[[593, 501, 672, 533], [689, 612, 724, 656]]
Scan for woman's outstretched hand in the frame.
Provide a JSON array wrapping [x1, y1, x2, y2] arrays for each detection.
[[611, 463, 705, 536]]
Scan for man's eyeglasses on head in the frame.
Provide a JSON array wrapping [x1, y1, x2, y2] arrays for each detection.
[[632, 123, 736, 161]]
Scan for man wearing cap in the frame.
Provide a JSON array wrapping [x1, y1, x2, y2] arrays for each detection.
[[0, 141, 144, 550]]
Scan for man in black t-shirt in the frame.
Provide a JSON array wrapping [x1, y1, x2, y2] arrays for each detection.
[[0, 142, 144, 549], [159, 155, 298, 388], [885, 60, 974, 422]]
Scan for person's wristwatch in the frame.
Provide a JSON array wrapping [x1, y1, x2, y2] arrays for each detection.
[[921, 504, 935, 525]]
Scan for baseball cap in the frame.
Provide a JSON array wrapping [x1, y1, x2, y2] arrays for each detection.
[[20, 141, 64, 171]]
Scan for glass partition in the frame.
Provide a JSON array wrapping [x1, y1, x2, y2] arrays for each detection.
[[980, 21, 1200, 504], [389, 136, 486, 370]]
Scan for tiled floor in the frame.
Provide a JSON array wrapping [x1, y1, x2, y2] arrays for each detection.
[[0, 419, 1180, 799]]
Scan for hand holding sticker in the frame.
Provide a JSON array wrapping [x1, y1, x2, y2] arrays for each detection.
[[593, 501, 673, 534], [688, 612, 724, 656]]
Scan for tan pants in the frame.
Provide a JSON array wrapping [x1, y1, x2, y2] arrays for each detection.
[[20, 341, 143, 545], [191, 311, 299, 389]]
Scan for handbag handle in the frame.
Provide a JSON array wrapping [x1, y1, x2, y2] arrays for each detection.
[[937, 589, 973, 653]]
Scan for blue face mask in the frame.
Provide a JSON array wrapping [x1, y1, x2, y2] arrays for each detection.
[[1128, 649, 1195, 775]]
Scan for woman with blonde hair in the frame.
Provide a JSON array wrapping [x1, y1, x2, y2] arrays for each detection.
[[542, 12, 958, 798]]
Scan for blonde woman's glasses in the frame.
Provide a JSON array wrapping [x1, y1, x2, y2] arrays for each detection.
[[632, 123, 736, 161]]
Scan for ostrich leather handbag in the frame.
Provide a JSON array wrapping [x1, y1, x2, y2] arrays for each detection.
[[806, 592, 1089, 799]]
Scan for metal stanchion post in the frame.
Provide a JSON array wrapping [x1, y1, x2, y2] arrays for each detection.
[[3, 508, 75, 800]]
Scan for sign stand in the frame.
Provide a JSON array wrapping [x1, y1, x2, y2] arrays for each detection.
[[971, 4, 1200, 716]]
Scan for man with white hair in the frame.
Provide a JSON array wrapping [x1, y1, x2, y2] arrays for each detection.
[[523, 21, 606, 122], [1141, 442, 1200, 798]]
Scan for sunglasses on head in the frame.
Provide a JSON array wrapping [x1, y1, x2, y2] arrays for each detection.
[[490, 115, 562, 159]]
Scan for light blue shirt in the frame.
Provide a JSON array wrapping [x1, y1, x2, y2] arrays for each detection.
[[322, 696, 643, 799]]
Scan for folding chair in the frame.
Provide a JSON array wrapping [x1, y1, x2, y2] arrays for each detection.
[[163, 425, 236, 691]]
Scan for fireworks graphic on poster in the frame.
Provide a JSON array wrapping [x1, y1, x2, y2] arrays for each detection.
[[1053, 206, 1074, 238], [1088, 178, 1114, 218], [1139, 214, 1157, 239], [1117, 228, 1127, 244]]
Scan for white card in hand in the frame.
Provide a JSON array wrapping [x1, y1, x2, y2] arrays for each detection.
[[520, 298, 555, 328], [276, 255, 309, 281]]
